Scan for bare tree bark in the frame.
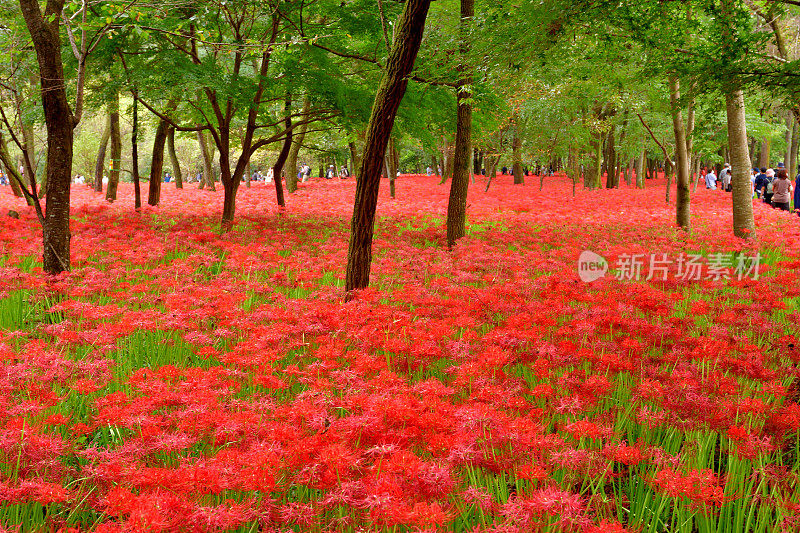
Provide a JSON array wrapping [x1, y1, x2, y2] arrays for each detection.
[[270, 94, 292, 211], [167, 126, 183, 189], [131, 91, 141, 210], [197, 129, 215, 191], [349, 141, 360, 179], [345, 0, 432, 294], [670, 75, 691, 231], [512, 121, 524, 185], [148, 108, 174, 205], [93, 114, 110, 193], [286, 97, 310, 193], [106, 95, 121, 202], [20, 0, 75, 273], [727, 89, 756, 239], [445, 0, 474, 247]]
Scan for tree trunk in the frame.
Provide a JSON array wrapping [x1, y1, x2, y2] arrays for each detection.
[[512, 125, 524, 185], [131, 93, 141, 210], [93, 114, 111, 193], [790, 115, 799, 177], [635, 149, 645, 189], [197, 130, 214, 191], [726, 89, 756, 239], [167, 126, 183, 189], [345, 0, 432, 294], [758, 137, 771, 168], [665, 158, 673, 203], [670, 75, 690, 231], [484, 155, 498, 192], [605, 126, 616, 188], [385, 137, 398, 198], [106, 94, 121, 202], [592, 133, 603, 189], [147, 117, 171, 206], [0, 132, 26, 198], [286, 98, 310, 193], [271, 96, 293, 210], [20, 0, 74, 274], [349, 141, 360, 179], [446, 0, 474, 245], [14, 78, 38, 198]]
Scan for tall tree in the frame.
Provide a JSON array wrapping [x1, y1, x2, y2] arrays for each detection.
[[148, 104, 176, 206], [106, 94, 121, 202], [167, 126, 183, 189], [670, 75, 691, 231], [445, 0, 474, 248], [93, 114, 111, 193], [19, 0, 74, 273], [345, 0, 433, 294]]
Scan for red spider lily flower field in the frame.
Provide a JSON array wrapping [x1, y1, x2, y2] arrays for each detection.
[[1, 175, 799, 533]]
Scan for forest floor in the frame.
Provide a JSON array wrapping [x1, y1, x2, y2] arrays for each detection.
[[1, 175, 799, 532]]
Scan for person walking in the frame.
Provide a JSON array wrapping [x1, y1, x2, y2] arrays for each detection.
[[794, 164, 800, 215], [340, 165, 349, 179], [719, 164, 732, 192], [325, 165, 335, 179], [763, 168, 776, 205], [771, 168, 792, 211], [754, 168, 769, 201], [704, 167, 717, 190]]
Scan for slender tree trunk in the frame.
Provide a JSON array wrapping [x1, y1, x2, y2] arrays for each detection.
[[670, 75, 690, 231], [605, 127, 616, 188], [512, 125, 524, 185], [147, 117, 171, 206], [758, 137, 771, 168], [345, 0, 432, 293], [790, 115, 800, 177], [272, 95, 292, 210], [349, 141, 360, 179], [592, 133, 602, 189], [286, 98, 310, 193], [167, 126, 183, 189], [14, 79, 38, 199], [439, 136, 453, 184], [0, 132, 25, 198], [484, 155, 498, 192], [446, 0, 473, 246], [726, 89, 756, 239], [106, 94, 121, 202], [386, 137, 399, 198], [197, 130, 214, 191], [93, 114, 111, 193], [665, 158, 673, 203], [131, 93, 141, 210], [20, 0, 74, 274], [635, 149, 645, 189]]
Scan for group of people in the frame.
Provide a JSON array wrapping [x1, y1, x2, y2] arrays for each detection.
[[752, 164, 797, 211], [321, 164, 350, 180], [704, 162, 800, 212]]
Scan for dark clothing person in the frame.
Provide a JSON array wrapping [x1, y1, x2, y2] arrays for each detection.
[[794, 170, 800, 214], [755, 171, 770, 202], [772, 170, 792, 211]]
